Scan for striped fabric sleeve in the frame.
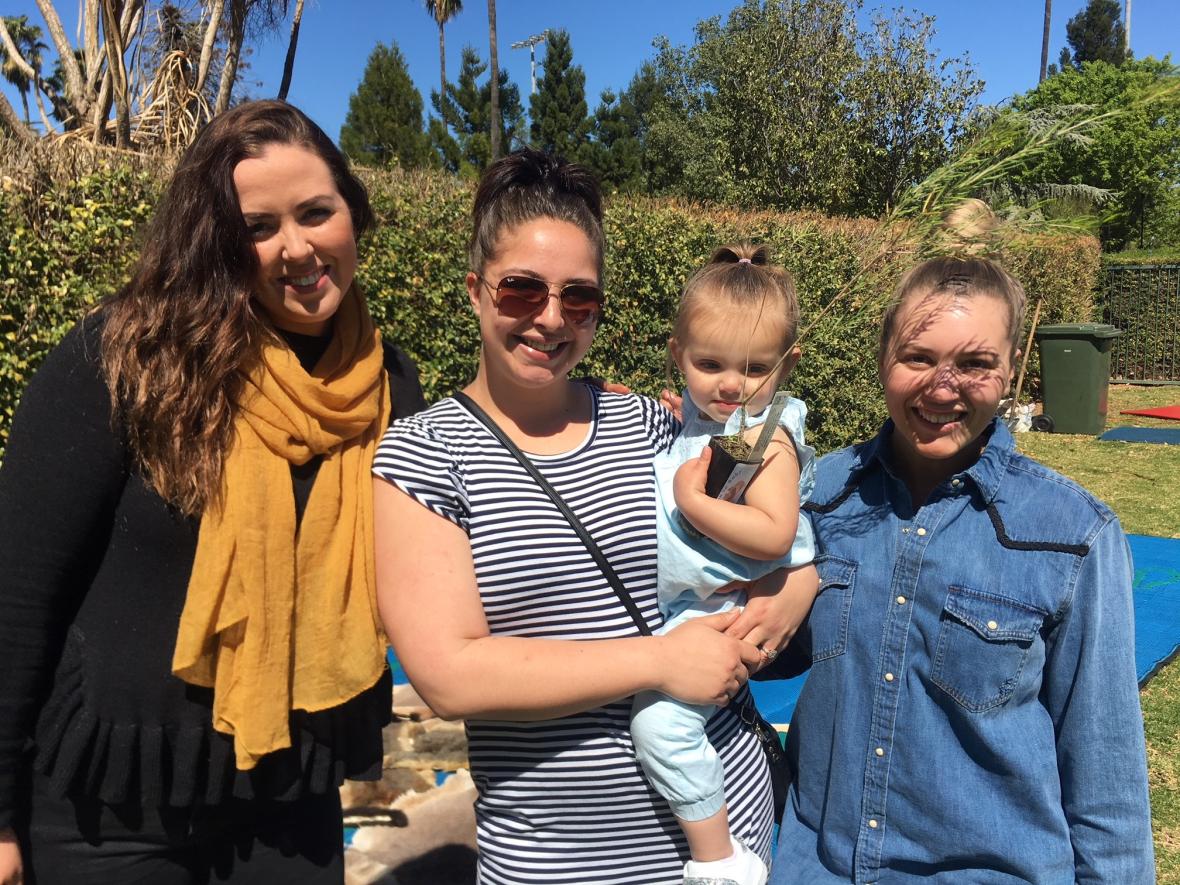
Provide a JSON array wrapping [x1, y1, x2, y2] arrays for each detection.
[[635, 393, 680, 455], [372, 411, 471, 531]]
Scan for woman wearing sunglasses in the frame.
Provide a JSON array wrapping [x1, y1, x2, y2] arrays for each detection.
[[371, 149, 801, 883]]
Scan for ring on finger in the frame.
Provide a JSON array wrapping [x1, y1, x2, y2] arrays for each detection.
[[758, 644, 779, 663]]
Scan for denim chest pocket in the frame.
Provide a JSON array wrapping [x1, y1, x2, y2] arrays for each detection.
[[931, 586, 1048, 713], [808, 555, 857, 662]]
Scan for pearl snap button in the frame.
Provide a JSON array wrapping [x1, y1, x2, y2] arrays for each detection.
[[875, 747, 884, 757], [988, 620, 998, 630], [916, 527, 927, 536], [869, 818, 879, 828], [884, 672, 894, 682], [896, 596, 906, 605]]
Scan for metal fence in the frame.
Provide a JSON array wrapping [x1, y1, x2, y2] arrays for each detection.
[[1100, 264, 1180, 383]]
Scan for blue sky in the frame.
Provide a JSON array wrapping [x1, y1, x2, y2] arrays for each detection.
[[3, 1, 1178, 144]]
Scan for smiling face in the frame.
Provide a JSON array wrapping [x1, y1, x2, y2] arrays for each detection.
[[881, 290, 1016, 485], [233, 143, 357, 336], [670, 299, 798, 424], [467, 217, 600, 391]]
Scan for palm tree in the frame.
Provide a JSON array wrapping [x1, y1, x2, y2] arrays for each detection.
[[277, 0, 305, 100], [1039, 0, 1052, 82], [487, 0, 500, 159], [424, 0, 463, 104], [1, 15, 48, 125]]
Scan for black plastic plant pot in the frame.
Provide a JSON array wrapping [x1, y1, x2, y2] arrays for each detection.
[[680, 436, 763, 539], [704, 437, 760, 501]]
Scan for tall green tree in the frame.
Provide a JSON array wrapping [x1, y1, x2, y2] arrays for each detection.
[[431, 45, 523, 174], [424, 0, 463, 106], [1058, 0, 1128, 71], [850, 10, 982, 213], [586, 88, 645, 193], [340, 42, 432, 168], [585, 63, 666, 193], [529, 29, 591, 161], [1011, 57, 1180, 249], [643, 0, 980, 215]]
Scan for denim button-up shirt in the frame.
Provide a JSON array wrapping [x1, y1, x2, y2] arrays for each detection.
[[770, 419, 1154, 884]]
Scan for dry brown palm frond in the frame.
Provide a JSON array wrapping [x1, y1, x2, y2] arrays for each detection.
[[133, 49, 212, 152]]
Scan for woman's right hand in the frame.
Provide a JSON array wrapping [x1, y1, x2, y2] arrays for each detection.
[[658, 388, 684, 421], [656, 610, 762, 706], [0, 828, 23, 885]]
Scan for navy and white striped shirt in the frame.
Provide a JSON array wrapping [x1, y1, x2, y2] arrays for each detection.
[[373, 386, 773, 884]]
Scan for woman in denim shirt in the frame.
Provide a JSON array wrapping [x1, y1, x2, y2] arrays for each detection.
[[769, 255, 1154, 884]]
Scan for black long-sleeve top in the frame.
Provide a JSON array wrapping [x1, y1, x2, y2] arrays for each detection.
[[0, 316, 427, 829]]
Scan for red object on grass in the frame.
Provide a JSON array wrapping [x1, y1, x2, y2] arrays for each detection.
[[1119, 405, 1180, 421]]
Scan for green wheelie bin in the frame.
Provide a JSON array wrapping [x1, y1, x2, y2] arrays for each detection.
[[1033, 323, 1123, 435]]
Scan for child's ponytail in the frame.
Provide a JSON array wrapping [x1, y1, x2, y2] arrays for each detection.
[[708, 243, 773, 267]]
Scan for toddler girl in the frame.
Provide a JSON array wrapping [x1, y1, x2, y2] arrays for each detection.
[[631, 244, 816, 885]]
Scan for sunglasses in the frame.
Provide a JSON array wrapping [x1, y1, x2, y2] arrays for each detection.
[[478, 274, 604, 326]]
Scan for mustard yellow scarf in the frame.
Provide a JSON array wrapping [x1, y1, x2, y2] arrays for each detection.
[[172, 287, 391, 770]]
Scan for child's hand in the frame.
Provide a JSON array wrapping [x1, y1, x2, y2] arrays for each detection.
[[672, 445, 711, 509]]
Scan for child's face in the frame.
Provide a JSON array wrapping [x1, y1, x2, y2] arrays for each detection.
[[670, 304, 799, 424]]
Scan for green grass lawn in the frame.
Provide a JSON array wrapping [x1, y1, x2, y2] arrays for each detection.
[[1014, 383, 1180, 881]]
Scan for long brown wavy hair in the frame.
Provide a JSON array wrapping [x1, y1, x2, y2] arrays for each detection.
[[100, 100, 374, 516]]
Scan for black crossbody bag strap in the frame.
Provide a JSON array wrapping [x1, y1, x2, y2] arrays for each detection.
[[453, 391, 652, 636], [453, 390, 789, 821]]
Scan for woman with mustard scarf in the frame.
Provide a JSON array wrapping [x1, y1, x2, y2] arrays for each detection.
[[0, 100, 425, 884]]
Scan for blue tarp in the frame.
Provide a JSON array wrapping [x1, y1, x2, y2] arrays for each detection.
[[1099, 426, 1180, 445], [388, 535, 1180, 726]]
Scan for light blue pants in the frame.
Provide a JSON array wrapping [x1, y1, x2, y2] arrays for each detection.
[[630, 592, 743, 821]]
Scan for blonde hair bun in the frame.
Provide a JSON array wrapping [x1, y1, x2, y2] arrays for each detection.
[[935, 198, 999, 256]]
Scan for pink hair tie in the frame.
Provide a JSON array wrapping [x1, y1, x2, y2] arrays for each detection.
[[737, 258, 752, 264]]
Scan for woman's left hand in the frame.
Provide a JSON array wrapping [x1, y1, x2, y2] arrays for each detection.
[[724, 564, 819, 671]]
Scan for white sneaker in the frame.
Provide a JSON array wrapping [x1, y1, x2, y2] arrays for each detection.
[[682, 836, 768, 885]]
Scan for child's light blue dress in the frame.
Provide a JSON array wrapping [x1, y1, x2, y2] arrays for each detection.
[[630, 391, 815, 821]]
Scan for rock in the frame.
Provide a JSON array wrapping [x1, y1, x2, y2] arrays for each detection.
[[391, 683, 433, 721], [345, 770, 478, 885]]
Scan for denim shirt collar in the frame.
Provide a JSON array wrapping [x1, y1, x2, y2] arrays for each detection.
[[857, 417, 1016, 504]]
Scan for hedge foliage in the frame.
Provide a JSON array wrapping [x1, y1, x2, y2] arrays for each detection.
[[1102, 249, 1180, 267], [1, 144, 1101, 458]]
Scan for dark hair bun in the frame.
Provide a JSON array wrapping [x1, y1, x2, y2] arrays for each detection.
[[474, 147, 602, 227]]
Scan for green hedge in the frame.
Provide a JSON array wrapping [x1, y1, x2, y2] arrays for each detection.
[[1103, 249, 1180, 267], [1, 148, 1102, 457]]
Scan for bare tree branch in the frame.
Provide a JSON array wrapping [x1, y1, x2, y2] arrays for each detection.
[[84, 0, 101, 77], [214, 0, 246, 115], [82, 1, 108, 98], [32, 83, 56, 133], [0, 18, 38, 82], [35, 0, 87, 111], [195, 0, 225, 94], [99, 0, 134, 147], [92, 60, 114, 142], [277, 0, 303, 100], [0, 88, 34, 145]]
